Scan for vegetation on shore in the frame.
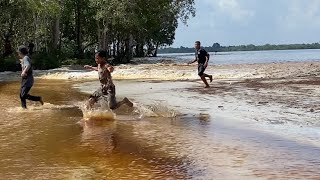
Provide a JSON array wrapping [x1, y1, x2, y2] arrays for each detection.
[[0, 0, 195, 71]]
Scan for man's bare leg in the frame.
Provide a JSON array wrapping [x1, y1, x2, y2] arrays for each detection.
[[201, 75, 210, 88], [203, 73, 213, 83], [110, 97, 133, 110], [86, 98, 96, 109], [40, 97, 44, 105]]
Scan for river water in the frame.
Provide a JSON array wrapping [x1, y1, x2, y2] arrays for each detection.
[[0, 77, 320, 179], [159, 49, 320, 65]]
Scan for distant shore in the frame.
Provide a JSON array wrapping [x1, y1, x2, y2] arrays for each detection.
[[158, 43, 320, 54]]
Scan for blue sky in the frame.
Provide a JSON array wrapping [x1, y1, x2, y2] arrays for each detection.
[[172, 0, 320, 47]]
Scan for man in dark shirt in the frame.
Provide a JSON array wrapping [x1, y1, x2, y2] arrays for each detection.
[[188, 41, 213, 88]]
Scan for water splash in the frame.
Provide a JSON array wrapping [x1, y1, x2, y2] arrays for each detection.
[[82, 110, 116, 121], [6, 103, 77, 113], [78, 98, 179, 121], [78, 100, 116, 121], [133, 102, 179, 118]]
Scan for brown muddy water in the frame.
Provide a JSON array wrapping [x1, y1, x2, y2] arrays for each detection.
[[0, 79, 320, 179]]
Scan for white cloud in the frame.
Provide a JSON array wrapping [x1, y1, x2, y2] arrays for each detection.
[[280, 0, 320, 29], [173, 1, 320, 47], [202, 0, 255, 24]]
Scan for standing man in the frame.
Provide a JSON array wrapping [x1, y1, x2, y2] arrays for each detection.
[[188, 41, 213, 88], [18, 45, 44, 109]]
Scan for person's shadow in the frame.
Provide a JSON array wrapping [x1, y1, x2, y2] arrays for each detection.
[[79, 119, 117, 154]]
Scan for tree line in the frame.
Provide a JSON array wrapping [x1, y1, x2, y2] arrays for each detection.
[[0, 0, 195, 71], [158, 43, 320, 54]]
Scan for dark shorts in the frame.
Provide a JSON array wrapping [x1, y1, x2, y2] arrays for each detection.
[[198, 64, 206, 76], [90, 87, 117, 109], [21, 76, 34, 87]]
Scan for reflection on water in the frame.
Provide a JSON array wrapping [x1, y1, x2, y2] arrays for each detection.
[[0, 79, 320, 179], [79, 120, 116, 154]]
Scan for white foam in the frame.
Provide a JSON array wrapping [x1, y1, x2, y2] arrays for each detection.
[[37, 64, 268, 82], [6, 103, 77, 113], [82, 110, 116, 121], [39, 71, 97, 80], [132, 102, 179, 118]]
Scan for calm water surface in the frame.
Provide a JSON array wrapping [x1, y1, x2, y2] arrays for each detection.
[[159, 49, 320, 65]]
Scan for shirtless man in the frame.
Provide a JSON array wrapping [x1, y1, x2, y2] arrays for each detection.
[[84, 50, 133, 110], [188, 41, 213, 88]]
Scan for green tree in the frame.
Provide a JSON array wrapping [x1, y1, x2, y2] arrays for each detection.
[[0, 0, 196, 71]]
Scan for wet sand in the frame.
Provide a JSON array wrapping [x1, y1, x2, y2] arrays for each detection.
[[0, 61, 320, 179]]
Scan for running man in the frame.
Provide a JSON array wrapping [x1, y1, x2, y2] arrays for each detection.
[[188, 41, 213, 88], [18, 45, 44, 109], [84, 50, 133, 110]]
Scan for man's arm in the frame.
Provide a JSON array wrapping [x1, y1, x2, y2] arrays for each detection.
[[84, 65, 98, 71], [106, 64, 114, 73], [188, 59, 197, 64], [21, 58, 31, 77], [204, 51, 210, 68]]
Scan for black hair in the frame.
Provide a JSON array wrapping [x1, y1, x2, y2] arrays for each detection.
[[195, 41, 201, 45], [18, 45, 28, 55], [96, 50, 107, 58]]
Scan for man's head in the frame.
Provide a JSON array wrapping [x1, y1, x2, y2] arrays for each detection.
[[195, 41, 201, 50], [17, 45, 28, 58], [95, 50, 107, 64]]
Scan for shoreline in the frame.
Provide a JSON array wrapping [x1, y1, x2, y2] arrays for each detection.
[[74, 78, 319, 138], [37, 60, 320, 80], [1, 60, 319, 132], [44, 60, 319, 128], [2, 61, 319, 128], [66, 60, 319, 138]]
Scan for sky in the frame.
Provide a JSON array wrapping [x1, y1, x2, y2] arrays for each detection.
[[172, 0, 320, 47]]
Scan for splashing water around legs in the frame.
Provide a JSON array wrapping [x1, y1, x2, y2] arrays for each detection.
[[80, 99, 116, 121], [80, 96, 179, 121]]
